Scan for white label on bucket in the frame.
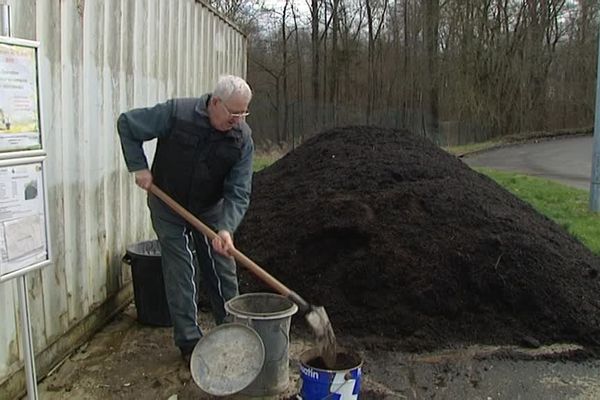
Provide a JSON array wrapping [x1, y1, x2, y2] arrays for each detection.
[[330, 372, 358, 400], [300, 365, 319, 380]]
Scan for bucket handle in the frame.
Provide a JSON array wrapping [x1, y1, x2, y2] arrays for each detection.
[[272, 325, 290, 361], [122, 254, 132, 265]]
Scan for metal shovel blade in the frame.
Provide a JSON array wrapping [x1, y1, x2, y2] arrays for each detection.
[[305, 306, 337, 368]]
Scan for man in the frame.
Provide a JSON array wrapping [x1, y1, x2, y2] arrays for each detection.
[[117, 75, 254, 362]]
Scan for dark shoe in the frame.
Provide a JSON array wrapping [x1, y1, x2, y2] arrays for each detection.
[[182, 351, 192, 366], [179, 342, 196, 365]]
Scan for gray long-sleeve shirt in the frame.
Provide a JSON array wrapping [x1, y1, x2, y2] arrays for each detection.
[[117, 95, 254, 233]]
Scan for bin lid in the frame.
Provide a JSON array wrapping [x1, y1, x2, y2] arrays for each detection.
[[126, 240, 161, 257], [190, 322, 265, 396]]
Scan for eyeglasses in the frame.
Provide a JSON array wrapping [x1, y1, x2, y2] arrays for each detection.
[[219, 100, 250, 118]]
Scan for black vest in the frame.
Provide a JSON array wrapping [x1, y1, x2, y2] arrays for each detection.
[[151, 98, 244, 216]]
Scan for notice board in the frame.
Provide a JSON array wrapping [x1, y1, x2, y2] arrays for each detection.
[[0, 158, 50, 280], [0, 36, 50, 282], [0, 37, 42, 153]]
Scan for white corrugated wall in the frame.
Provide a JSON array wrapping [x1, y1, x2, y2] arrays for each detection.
[[0, 0, 247, 397]]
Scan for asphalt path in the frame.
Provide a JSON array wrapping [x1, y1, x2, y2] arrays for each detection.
[[463, 135, 594, 190]]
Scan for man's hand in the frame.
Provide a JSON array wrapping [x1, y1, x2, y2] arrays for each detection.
[[134, 169, 153, 190], [212, 230, 235, 258]]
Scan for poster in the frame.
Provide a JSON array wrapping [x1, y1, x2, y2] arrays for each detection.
[[0, 162, 48, 277], [0, 40, 41, 152]]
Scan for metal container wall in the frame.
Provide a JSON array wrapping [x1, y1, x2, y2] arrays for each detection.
[[0, 0, 246, 394]]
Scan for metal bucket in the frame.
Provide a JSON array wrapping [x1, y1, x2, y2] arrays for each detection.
[[225, 292, 298, 396], [190, 323, 265, 397], [298, 348, 363, 400]]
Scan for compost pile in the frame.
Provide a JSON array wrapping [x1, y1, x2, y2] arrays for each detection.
[[236, 126, 600, 351]]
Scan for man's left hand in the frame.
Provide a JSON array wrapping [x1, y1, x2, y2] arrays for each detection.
[[212, 230, 235, 258]]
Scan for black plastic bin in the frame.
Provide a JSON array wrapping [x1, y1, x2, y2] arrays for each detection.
[[123, 240, 172, 327]]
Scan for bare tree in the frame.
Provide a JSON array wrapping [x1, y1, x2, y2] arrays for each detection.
[[292, 2, 306, 144], [423, 0, 440, 140], [329, 0, 341, 125], [365, 0, 388, 123], [311, 0, 321, 128], [207, 0, 266, 30], [241, 0, 598, 147], [282, 0, 291, 141]]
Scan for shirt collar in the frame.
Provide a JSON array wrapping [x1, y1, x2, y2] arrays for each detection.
[[194, 93, 211, 117]]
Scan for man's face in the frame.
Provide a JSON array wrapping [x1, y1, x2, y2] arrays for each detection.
[[210, 94, 250, 132]]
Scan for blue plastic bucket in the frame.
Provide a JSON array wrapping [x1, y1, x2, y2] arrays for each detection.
[[298, 348, 363, 400]]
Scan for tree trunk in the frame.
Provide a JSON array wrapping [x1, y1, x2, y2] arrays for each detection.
[[424, 0, 440, 142], [366, 0, 374, 123], [311, 0, 320, 129], [292, 3, 304, 144], [329, 0, 340, 125], [282, 0, 289, 143]]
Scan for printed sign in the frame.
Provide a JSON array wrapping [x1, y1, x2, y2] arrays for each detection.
[[0, 162, 49, 277], [0, 39, 41, 152]]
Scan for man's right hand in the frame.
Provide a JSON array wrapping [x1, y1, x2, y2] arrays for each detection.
[[134, 169, 153, 190]]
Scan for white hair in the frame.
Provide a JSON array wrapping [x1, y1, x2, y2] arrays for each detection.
[[213, 75, 252, 102]]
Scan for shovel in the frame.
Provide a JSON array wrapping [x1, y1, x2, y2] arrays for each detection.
[[149, 184, 338, 367]]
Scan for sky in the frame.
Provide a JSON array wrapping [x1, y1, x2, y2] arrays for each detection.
[[262, 0, 311, 16]]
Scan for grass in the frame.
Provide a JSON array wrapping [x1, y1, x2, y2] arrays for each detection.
[[444, 127, 592, 156], [253, 152, 283, 172], [444, 140, 503, 156], [476, 168, 600, 254]]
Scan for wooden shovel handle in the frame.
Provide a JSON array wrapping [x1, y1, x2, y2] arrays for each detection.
[[149, 184, 294, 298]]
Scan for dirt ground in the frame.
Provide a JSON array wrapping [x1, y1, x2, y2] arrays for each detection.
[[34, 303, 600, 399], [35, 303, 395, 399]]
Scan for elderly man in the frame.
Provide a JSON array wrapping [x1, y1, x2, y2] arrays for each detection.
[[117, 75, 254, 362]]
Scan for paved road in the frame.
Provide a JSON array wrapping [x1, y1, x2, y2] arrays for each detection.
[[464, 136, 594, 190]]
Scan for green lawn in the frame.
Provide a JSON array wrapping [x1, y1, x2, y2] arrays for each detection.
[[444, 141, 503, 156], [443, 129, 592, 156], [253, 156, 272, 172], [253, 153, 281, 172], [477, 168, 600, 254]]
